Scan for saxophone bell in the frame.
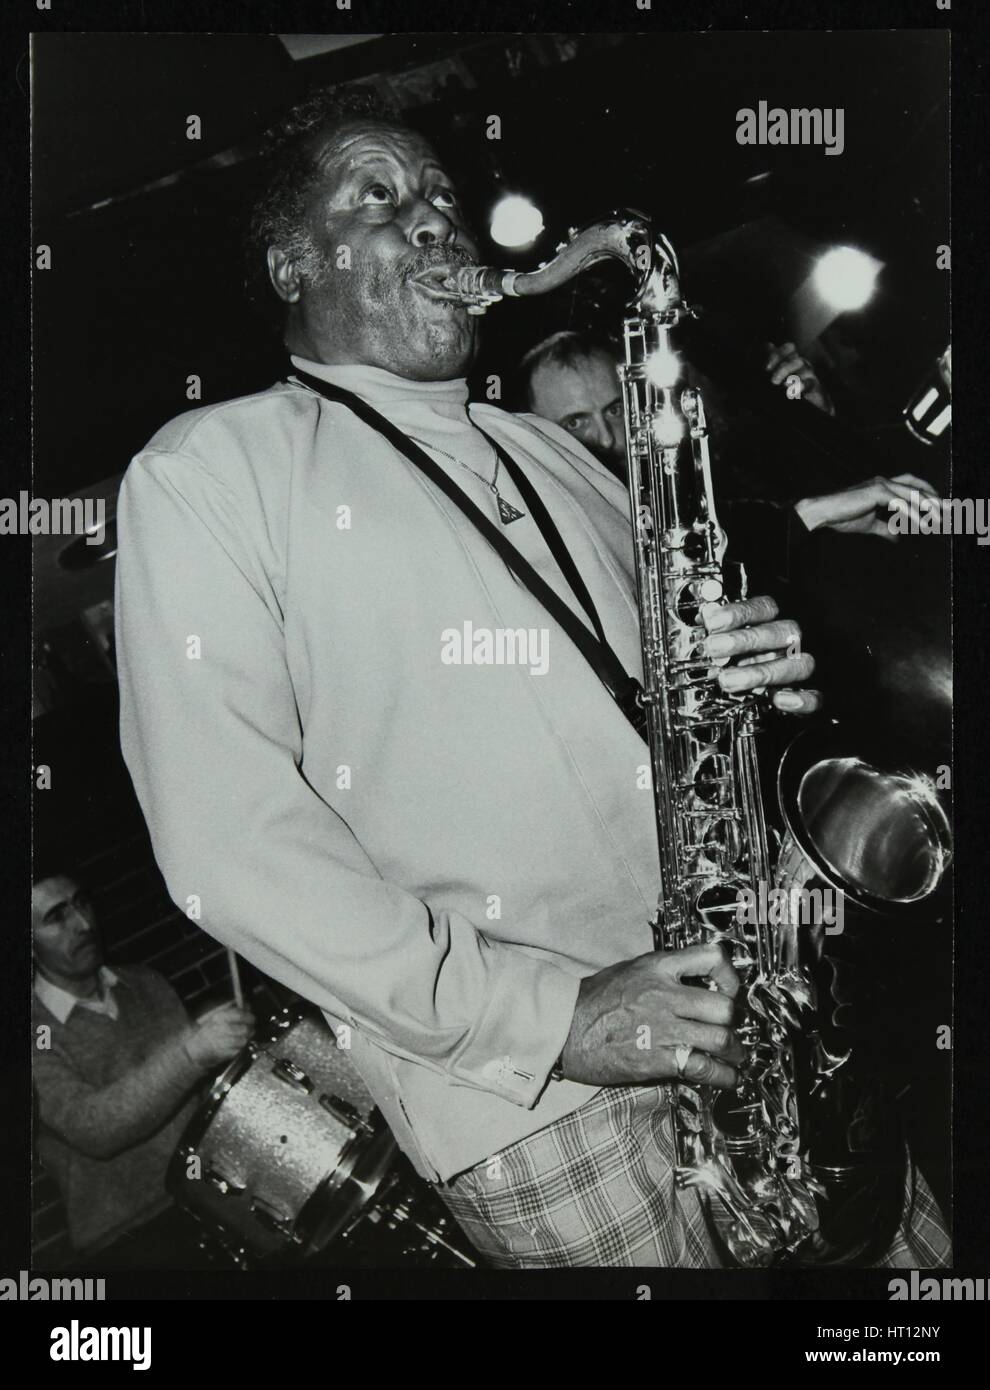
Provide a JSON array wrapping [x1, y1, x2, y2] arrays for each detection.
[[777, 721, 951, 917]]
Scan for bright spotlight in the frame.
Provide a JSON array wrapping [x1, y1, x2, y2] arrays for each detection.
[[812, 246, 881, 312], [490, 195, 544, 249]]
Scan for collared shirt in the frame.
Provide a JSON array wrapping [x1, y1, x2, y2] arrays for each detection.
[[34, 966, 123, 1025], [115, 365, 661, 1181]]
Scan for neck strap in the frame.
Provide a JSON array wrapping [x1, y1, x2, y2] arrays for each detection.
[[289, 369, 647, 739]]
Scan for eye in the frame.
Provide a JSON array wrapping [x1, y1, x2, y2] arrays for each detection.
[[431, 188, 457, 210], [562, 417, 586, 434], [360, 184, 395, 206], [606, 401, 624, 420]]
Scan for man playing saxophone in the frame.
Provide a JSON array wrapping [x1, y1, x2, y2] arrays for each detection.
[[114, 88, 949, 1269]]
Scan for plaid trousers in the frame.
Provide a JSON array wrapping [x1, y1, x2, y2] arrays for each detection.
[[436, 1084, 951, 1269]]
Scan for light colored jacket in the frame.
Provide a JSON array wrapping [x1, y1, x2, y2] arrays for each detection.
[[115, 379, 660, 1180]]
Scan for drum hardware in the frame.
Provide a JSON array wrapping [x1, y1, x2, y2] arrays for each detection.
[[319, 1094, 376, 1135], [383, 1195, 478, 1268], [342, 1166, 479, 1268], [204, 1168, 245, 1197], [272, 1058, 312, 1092]]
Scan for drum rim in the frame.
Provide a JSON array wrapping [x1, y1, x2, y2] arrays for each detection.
[[295, 1124, 397, 1254]]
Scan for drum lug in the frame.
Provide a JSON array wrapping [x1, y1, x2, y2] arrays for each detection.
[[319, 1093, 375, 1135], [272, 1058, 313, 1093], [206, 1167, 246, 1197]]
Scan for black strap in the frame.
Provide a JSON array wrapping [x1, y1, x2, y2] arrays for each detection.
[[290, 369, 647, 738], [474, 426, 608, 647]]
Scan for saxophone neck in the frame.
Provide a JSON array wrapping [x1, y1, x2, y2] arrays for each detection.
[[440, 210, 684, 315]]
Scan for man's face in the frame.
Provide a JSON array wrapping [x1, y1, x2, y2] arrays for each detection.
[[528, 350, 626, 473], [32, 876, 102, 984], [275, 122, 480, 380]]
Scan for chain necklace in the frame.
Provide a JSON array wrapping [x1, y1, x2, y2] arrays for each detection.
[[408, 437, 526, 525]]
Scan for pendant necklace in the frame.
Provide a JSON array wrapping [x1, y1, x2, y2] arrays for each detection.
[[409, 438, 526, 525]]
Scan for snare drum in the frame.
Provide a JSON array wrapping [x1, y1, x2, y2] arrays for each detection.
[[169, 1011, 396, 1263]]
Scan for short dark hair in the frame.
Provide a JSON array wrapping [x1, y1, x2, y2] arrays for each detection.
[[32, 853, 80, 890], [244, 85, 401, 315], [514, 330, 617, 411]]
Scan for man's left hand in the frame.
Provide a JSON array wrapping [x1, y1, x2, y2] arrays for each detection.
[[794, 473, 939, 540], [765, 341, 834, 416], [702, 595, 820, 714]]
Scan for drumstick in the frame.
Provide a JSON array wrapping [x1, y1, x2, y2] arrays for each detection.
[[227, 948, 245, 1009]]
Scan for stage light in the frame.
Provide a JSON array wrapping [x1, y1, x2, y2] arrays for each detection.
[[490, 195, 544, 249], [812, 246, 881, 312]]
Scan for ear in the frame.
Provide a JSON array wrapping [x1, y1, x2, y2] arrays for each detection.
[[267, 247, 303, 304]]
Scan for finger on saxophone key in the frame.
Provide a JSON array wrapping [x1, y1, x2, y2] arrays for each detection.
[[674, 1050, 740, 1089], [669, 940, 740, 997], [701, 596, 779, 632]]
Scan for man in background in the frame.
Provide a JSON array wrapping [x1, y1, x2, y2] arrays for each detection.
[[517, 330, 834, 474], [32, 864, 254, 1267], [516, 329, 938, 552]]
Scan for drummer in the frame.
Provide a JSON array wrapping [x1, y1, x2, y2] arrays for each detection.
[[32, 860, 255, 1268]]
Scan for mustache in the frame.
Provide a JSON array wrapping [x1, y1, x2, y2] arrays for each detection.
[[400, 245, 476, 284]]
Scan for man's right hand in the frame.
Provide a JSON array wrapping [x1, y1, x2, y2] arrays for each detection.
[[183, 1003, 255, 1070], [559, 944, 744, 1089]]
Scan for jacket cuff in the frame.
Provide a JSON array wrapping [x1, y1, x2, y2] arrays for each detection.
[[449, 954, 582, 1107]]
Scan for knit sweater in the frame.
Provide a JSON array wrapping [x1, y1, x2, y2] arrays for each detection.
[[33, 964, 205, 1254]]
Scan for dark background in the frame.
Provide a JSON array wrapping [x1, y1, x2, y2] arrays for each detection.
[[32, 29, 950, 498], [26, 27, 954, 1269]]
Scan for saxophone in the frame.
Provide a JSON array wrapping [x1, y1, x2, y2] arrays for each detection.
[[433, 211, 952, 1266]]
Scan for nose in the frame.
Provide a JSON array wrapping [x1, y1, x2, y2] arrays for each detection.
[[408, 198, 457, 249], [588, 413, 612, 449], [67, 906, 94, 936], [606, 417, 625, 457]]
